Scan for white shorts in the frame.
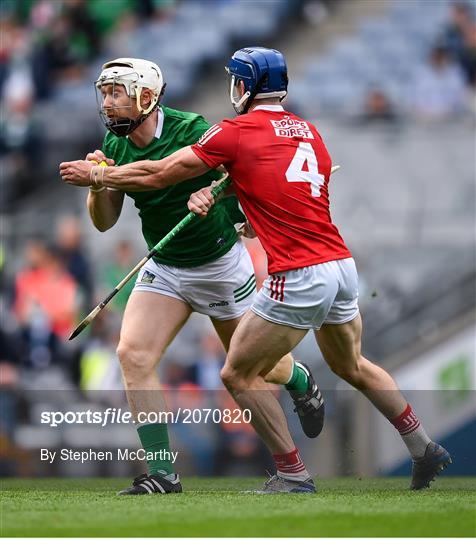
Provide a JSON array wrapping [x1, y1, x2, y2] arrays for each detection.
[[134, 240, 256, 320], [251, 258, 359, 330]]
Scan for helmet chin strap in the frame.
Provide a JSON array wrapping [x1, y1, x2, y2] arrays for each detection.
[[105, 102, 159, 137], [136, 87, 158, 115], [230, 75, 250, 114], [231, 73, 268, 115], [232, 91, 251, 114]]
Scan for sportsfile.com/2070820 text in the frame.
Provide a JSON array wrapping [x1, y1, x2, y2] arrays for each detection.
[[40, 408, 252, 428]]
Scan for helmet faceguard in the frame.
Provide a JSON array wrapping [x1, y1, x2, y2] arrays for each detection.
[[225, 47, 288, 114], [95, 58, 165, 137]]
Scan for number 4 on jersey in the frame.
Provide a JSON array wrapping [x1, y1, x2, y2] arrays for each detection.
[[285, 142, 325, 197]]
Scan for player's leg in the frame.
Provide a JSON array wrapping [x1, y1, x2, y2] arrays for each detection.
[[315, 258, 451, 488], [211, 316, 293, 383], [117, 290, 192, 400], [221, 310, 315, 492], [212, 317, 324, 438], [116, 284, 192, 495], [196, 239, 323, 437], [316, 314, 409, 415]]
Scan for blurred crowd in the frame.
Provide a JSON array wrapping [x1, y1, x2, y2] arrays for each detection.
[[359, 2, 476, 123], [0, 0, 177, 206], [441, 2, 476, 87], [1, 0, 175, 99], [408, 2, 475, 119]]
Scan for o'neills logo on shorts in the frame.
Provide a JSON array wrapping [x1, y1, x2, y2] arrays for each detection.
[[209, 301, 229, 308], [271, 117, 314, 139]]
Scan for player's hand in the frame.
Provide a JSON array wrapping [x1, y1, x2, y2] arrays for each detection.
[[187, 187, 215, 217], [85, 150, 115, 166], [236, 221, 257, 239], [59, 160, 95, 187]]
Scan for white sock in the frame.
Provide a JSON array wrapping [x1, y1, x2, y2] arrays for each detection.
[[390, 403, 431, 459]]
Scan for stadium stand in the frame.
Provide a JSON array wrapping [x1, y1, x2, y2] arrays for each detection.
[[288, 0, 476, 117]]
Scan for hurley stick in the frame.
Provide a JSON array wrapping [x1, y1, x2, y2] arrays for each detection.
[[69, 174, 231, 339]]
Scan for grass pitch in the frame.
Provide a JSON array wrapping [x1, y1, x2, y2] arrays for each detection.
[[1, 477, 475, 537]]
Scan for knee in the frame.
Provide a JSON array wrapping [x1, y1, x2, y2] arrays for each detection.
[[328, 355, 365, 386], [116, 341, 157, 383], [220, 364, 248, 393]]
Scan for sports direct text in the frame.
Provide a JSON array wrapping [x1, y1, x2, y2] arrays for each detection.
[[41, 408, 252, 428], [270, 117, 314, 139]]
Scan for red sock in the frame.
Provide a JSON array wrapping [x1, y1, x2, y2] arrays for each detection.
[[390, 403, 420, 435], [273, 447, 308, 480]]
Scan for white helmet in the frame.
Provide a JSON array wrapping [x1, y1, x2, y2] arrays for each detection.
[[95, 58, 165, 136]]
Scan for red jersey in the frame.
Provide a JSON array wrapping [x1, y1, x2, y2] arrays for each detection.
[[191, 105, 351, 274]]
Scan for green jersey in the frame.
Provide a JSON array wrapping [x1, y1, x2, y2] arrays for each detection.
[[102, 106, 243, 267]]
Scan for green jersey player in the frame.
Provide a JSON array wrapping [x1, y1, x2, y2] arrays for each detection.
[[74, 58, 325, 494]]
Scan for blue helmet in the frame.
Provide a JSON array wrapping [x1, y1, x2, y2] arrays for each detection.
[[226, 47, 288, 114]]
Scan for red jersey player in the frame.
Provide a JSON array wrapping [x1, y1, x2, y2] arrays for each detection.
[[60, 47, 451, 493], [192, 108, 351, 275]]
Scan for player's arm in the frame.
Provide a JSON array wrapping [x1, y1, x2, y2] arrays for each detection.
[[82, 150, 125, 232], [59, 147, 211, 192], [87, 188, 125, 232], [103, 146, 211, 190], [60, 120, 237, 192]]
